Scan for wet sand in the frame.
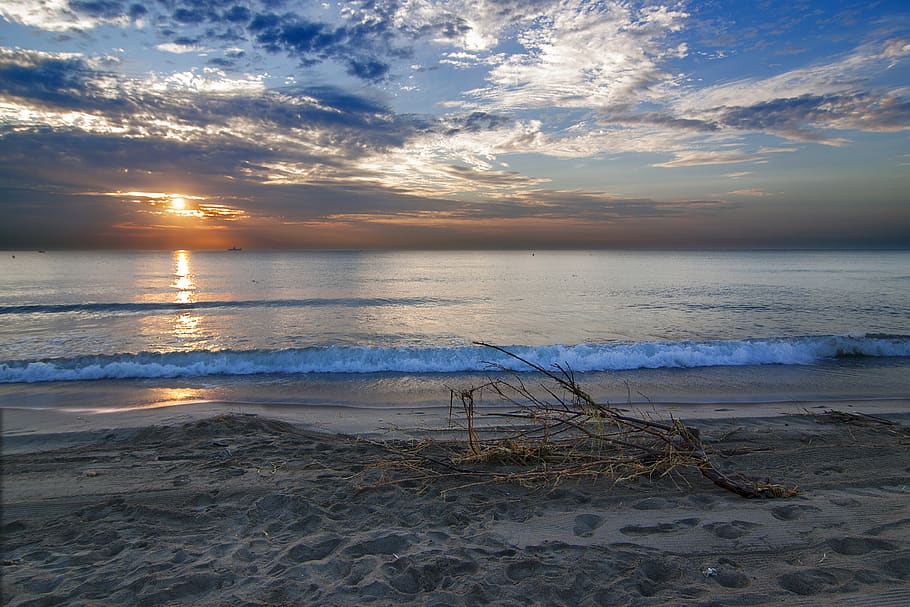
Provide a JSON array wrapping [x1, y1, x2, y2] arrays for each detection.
[[2, 405, 910, 606]]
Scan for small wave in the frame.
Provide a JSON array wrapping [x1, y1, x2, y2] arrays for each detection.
[[1, 335, 909, 383], [0, 297, 453, 316]]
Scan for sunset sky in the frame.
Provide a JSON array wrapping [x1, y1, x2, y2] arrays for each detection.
[[1, 0, 908, 249]]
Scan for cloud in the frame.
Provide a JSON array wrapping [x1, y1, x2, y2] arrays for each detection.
[[0, 48, 95, 107], [601, 112, 719, 133], [98, 190, 249, 220], [652, 150, 766, 168], [2, 2, 908, 245], [0, 0, 133, 31], [243, 9, 404, 81], [0, 46, 420, 152], [670, 36, 910, 144], [712, 95, 853, 145], [478, 189, 733, 222], [464, 1, 689, 111], [728, 189, 775, 197], [0, 1, 406, 82], [1, 46, 548, 207], [156, 42, 202, 54], [318, 187, 734, 227]]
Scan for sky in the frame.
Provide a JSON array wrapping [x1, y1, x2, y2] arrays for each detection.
[[0, 0, 908, 250]]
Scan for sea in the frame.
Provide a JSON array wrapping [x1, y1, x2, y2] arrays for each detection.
[[1, 250, 909, 424]]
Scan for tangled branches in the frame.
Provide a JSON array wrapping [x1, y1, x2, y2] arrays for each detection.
[[365, 343, 797, 499]]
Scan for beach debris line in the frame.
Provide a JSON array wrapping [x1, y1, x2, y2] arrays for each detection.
[[814, 409, 910, 434], [363, 342, 797, 499]]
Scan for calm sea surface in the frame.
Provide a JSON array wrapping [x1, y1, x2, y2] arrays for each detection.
[[1, 250, 908, 414]]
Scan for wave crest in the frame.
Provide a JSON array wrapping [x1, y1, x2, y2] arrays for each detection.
[[2, 335, 908, 383]]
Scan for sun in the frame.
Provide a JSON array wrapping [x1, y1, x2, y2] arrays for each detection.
[[171, 196, 186, 211]]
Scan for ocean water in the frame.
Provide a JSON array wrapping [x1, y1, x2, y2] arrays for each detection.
[[1, 250, 908, 415]]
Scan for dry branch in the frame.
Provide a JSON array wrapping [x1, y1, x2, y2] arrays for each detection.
[[363, 343, 797, 499]]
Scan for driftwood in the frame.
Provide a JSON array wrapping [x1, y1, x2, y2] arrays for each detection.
[[364, 343, 797, 499]]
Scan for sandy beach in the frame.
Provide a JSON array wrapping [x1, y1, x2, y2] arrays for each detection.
[[2, 402, 909, 607]]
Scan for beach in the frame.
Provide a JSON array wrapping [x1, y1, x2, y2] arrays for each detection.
[[3, 401, 910, 607], [2, 249, 909, 605], [3, 0, 910, 597]]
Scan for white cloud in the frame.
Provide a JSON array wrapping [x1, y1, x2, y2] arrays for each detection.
[[652, 150, 765, 168], [392, 0, 528, 52], [675, 38, 910, 113], [657, 37, 910, 145], [0, 100, 130, 135], [728, 189, 775, 197], [466, 1, 689, 111], [143, 69, 266, 96], [156, 43, 201, 55], [0, 0, 129, 31]]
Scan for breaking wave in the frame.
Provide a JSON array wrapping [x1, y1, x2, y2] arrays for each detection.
[[2, 334, 909, 383]]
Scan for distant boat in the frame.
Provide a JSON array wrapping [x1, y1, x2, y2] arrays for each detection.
[[227, 246, 242, 251]]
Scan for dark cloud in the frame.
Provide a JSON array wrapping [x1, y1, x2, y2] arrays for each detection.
[[128, 3, 148, 19], [51, 0, 556, 84], [718, 95, 833, 137], [172, 35, 199, 46], [246, 11, 397, 81], [206, 57, 235, 68], [443, 112, 515, 135], [50, 1, 404, 81], [173, 7, 209, 24], [70, 0, 127, 19], [477, 190, 735, 222], [346, 57, 389, 80], [0, 51, 94, 107], [223, 5, 251, 23], [0, 131, 262, 184], [604, 112, 720, 132], [0, 48, 423, 153], [268, 19, 341, 54], [712, 93, 910, 142], [440, 166, 547, 189]]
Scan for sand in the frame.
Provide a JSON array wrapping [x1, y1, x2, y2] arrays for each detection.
[[2, 407, 910, 606]]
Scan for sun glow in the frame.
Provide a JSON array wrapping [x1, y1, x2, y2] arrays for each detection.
[[98, 190, 248, 221], [166, 194, 205, 218]]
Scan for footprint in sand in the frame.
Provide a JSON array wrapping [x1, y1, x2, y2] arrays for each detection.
[[620, 518, 699, 536], [704, 520, 762, 540], [632, 497, 679, 510], [778, 569, 844, 595], [286, 534, 342, 562], [343, 533, 412, 558], [770, 504, 820, 521], [635, 558, 683, 597], [573, 514, 604, 537], [865, 517, 910, 536], [505, 559, 543, 582], [828, 536, 897, 556], [713, 570, 750, 588], [883, 556, 910, 580], [813, 465, 845, 476]]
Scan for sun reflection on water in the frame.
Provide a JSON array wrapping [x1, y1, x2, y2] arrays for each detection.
[[173, 249, 196, 304], [170, 250, 205, 347], [71, 387, 212, 413]]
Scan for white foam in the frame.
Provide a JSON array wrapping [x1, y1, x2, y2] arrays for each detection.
[[1, 335, 908, 383]]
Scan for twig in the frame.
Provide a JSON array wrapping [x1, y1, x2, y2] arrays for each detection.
[[363, 343, 797, 499]]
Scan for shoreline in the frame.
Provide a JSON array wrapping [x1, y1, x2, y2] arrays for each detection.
[[3, 405, 910, 606], [4, 395, 910, 454]]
